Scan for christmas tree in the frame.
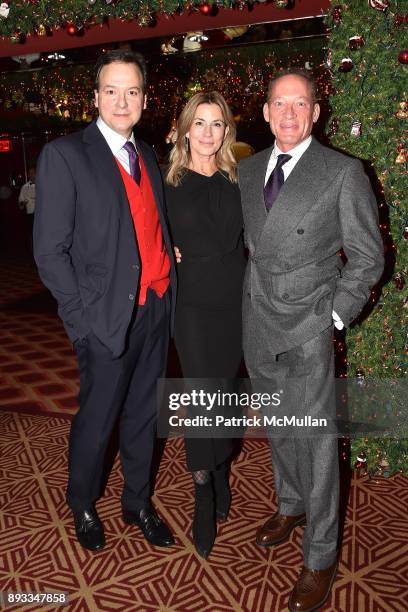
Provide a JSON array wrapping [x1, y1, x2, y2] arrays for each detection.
[[327, 0, 407, 476]]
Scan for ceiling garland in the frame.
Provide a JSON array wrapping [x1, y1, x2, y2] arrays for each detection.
[[0, 0, 291, 41]]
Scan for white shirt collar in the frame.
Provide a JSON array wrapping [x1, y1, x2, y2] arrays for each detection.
[[273, 135, 312, 161], [96, 116, 136, 156]]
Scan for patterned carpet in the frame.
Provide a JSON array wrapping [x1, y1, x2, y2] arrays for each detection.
[[1, 257, 408, 611]]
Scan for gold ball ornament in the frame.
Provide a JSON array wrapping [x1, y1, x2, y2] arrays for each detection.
[[395, 101, 408, 119], [138, 12, 153, 26], [395, 150, 407, 164], [223, 26, 248, 39]]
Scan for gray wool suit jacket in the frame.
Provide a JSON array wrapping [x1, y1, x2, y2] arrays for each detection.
[[238, 136, 384, 358]]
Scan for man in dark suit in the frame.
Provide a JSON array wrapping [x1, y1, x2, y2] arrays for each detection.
[[238, 69, 383, 611], [34, 50, 176, 551]]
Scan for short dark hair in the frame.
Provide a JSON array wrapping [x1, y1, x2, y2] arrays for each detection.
[[267, 68, 317, 103], [94, 49, 147, 91]]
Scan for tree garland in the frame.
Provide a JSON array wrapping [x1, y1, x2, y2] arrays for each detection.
[[0, 0, 289, 40], [326, 0, 408, 478]]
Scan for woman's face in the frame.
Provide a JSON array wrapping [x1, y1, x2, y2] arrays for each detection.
[[186, 103, 228, 159]]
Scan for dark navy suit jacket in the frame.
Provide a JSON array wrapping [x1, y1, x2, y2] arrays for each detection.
[[34, 121, 176, 358]]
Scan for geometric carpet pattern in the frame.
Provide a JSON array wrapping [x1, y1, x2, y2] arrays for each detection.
[[0, 259, 80, 417], [1, 259, 408, 611], [1, 412, 408, 612]]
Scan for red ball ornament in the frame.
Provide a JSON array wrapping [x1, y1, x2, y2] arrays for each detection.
[[66, 23, 78, 35], [332, 5, 342, 23], [349, 35, 365, 50], [398, 50, 408, 64], [394, 274, 405, 290], [355, 451, 367, 471], [199, 2, 211, 14], [339, 57, 353, 72], [394, 14, 404, 28], [368, 0, 389, 10]]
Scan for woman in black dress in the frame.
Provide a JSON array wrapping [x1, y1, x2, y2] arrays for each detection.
[[165, 92, 245, 558]]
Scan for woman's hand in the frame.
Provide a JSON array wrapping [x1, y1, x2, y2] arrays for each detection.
[[174, 246, 182, 264]]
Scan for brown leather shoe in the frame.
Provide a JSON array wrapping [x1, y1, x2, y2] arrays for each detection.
[[256, 512, 306, 547], [288, 562, 338, 612]]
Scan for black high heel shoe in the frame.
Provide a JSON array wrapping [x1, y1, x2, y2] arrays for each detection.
[[213, 465, 231, 523]]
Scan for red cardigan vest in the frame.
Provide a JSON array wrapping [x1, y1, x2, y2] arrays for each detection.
[[116, 156, 170, 305]]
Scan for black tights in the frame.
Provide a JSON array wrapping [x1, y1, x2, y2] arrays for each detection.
[[191, 470, 210, 485]]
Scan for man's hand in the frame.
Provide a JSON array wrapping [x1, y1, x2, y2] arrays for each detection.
[[174, 246, 182, 264]]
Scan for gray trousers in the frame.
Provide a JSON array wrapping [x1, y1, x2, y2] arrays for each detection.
[[245, 325, 339, 570]]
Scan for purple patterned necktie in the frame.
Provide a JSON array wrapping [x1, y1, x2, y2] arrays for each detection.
[[264, 153, 292, 212], [123, 141, 141, 186]]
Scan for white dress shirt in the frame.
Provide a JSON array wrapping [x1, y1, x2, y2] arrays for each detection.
[[264, 136, 344, 330], [96, 116, 137, 176], [264, 136, 312, 185], [18, 181, 36, 214]]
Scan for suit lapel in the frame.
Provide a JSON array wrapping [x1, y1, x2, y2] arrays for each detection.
[[256, 138, 328, 254], [82, 122, 136, 249], [136, 140, 174, 256], [136, 140, 163, 213], [244, 147, 271, 246], [82, 122, 130, 214]]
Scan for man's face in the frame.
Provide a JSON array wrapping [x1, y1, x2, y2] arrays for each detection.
[[94, 61, 146, 138], [263, 75, 320, 152]]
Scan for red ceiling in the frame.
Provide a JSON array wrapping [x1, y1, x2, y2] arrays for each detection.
[[0, 0, 330, 58]]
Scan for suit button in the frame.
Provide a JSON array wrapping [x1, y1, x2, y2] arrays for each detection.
[[132, 264, 139, 270], [129, 293, 135, 301], [282, 293, 289, 300], [297, 229, 304, 235]]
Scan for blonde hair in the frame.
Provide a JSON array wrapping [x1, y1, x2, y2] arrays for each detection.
[[166, 91, 237, 187]]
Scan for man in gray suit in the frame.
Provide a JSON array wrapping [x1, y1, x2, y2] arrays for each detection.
[[238, 69, 383, 611]]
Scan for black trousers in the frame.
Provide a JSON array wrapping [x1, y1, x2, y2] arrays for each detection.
[[66, 289, 170, 512]]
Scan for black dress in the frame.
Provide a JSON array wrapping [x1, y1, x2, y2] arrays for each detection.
[[166, 169, 246, 471]]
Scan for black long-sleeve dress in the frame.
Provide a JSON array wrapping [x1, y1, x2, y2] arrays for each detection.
[[166, 169, 246, 470]]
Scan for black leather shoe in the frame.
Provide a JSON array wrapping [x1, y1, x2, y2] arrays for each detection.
[[122, 508, 175, 547], [73, 508, 105, 551]]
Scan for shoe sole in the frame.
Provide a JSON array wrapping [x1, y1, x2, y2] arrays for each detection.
[[76, 537, 105, 552], [83, 542, 105, 552], [288, 563, 338, 612], [256, 516, 306, 547]]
